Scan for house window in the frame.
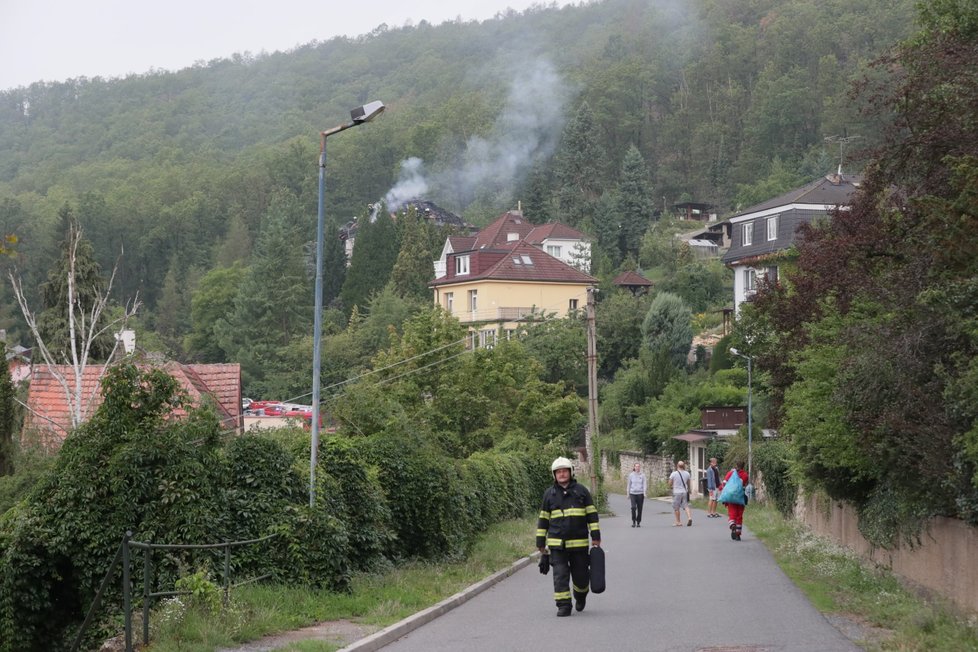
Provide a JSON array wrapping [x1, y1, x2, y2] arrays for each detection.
[[547, 245, 562, 257], [504, 329, 516, 340], [479, 329, 497, 348], [766, 216, 778, 241], [766, 266, 779, 283], [468, 289, 478, 313], [569, 298, 578, 312], [507, 232, 520, 241], [742, 222, 753, 246], [745, 268, 757, 293], [455, 255, 470, 276], [444, 292, 454, 314]]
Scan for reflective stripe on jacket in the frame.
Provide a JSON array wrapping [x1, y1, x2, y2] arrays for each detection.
[[535, 479, 600, 550]]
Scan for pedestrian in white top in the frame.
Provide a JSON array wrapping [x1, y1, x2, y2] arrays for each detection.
[[668, 461, 694, 527], [626, 463, 647, 527]]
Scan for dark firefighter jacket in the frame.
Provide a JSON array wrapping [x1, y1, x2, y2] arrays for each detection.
[[536, 479, 600, 550]]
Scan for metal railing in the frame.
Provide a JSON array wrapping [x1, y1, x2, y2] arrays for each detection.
[[71, 530, 278, 652]]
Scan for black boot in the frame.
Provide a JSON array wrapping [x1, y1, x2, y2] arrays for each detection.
[[557, 604, 572, 617], [575, 593, 587, 612]]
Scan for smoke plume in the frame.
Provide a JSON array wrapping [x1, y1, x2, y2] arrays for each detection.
[[382, 58, 568, 213]]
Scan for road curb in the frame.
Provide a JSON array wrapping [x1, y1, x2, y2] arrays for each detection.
[[338, 553, 539, 652]]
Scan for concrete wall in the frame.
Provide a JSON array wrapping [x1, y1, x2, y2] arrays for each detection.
[[796, 493, 978, 615]]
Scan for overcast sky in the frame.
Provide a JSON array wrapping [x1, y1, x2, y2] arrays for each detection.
[[0, 0, 571, 91]]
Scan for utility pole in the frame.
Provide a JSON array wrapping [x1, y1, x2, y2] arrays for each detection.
[[585, 287, 599, 493]]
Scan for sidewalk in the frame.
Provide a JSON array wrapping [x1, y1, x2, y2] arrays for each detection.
[[356, 494, 860, 652]]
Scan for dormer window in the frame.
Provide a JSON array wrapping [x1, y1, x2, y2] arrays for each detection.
[[547, 245, 562, 257], [742, 222, 753, 246], [455, 255, 470, 276], [766, 216, 778, 241], [507, 232, 519, 241]]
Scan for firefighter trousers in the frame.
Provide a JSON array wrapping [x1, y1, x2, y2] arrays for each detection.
[[550, 547, 590, 606]]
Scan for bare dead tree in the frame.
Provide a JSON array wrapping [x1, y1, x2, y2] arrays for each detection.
[[9, 223, 140, 429]]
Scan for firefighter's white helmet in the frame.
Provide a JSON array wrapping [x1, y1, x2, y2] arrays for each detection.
[[551, 456, 574, 477]]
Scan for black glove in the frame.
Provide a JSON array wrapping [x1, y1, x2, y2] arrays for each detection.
[[538, 552, 550, 575]]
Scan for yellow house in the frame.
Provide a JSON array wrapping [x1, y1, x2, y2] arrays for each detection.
[[431, 240, 597, 347]]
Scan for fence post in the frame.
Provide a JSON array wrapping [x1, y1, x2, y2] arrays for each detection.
[[123, 530, 132, 652], [223, 540, 231, 606], [142, 546, 151, 645]]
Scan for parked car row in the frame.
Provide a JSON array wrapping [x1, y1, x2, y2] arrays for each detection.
[[241, 399, 314, 418]]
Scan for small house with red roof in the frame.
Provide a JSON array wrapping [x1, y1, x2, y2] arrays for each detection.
[[24, 362, 243, 450], [613, 270, 653, 296], [431, 210, 597, 348]]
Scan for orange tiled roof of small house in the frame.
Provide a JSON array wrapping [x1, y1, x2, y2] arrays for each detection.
[[24, 362, 242, 449]]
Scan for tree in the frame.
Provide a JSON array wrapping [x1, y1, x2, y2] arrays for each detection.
[[658, 261, 728, 313], [641, 292, 693, 369], [323, 220, 347, 308], [747, 2, 978, 539], [34, 205, 116, 362], [520, 315, 587, 393], [553, 102, 609, 230], [616, 145, 654, 258], [186, 264, 246, 362], [218, 193, 311, 393], [390, 207, 435, 302], [9, 212, 139, 430], [0, 361, 15, 475], [341, 209, 400, 312], [596, 290, 652, 378]]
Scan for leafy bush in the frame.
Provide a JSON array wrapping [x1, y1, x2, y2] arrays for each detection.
[[753, 439, 797, 518], [318, 436, 393, 571], [223, 433, 305, 579], [0, 365, 227, 651]]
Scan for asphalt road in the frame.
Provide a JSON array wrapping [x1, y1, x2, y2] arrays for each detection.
[[376, 493, 859, 652]]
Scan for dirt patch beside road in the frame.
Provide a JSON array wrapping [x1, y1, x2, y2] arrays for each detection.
[[215, 620, 380, 652]]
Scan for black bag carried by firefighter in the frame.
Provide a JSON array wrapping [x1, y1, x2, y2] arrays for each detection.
[[538, 552, 550, 575], [589, 546, 605, 593]]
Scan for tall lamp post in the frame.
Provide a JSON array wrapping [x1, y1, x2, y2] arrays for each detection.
[[310, 100, 385, 506], [729, 348, 753, 485]]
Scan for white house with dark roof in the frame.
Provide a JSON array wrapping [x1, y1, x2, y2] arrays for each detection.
[[722, 172, 862, 314]]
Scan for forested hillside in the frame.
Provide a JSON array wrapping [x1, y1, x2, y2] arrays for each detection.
[[0, 0, 915, 374]]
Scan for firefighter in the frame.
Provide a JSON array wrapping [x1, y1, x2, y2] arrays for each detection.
[[536, 456, 601, 617]]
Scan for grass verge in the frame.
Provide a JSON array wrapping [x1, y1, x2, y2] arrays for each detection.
[[748, 503, 978, 651], [144, 514, 536, 652]]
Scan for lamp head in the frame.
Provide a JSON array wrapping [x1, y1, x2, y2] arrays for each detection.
[[351, 100, 385, 124], [729, 347, 740, 356]]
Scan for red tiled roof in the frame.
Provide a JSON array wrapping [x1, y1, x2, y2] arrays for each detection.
[[24, 362, 242, 448], [448, 235, 476, 252], [525, 222, 587, 243], [473, 211, 536, 249], [613, 270, 653, 287], [432, 242, 596, 286]]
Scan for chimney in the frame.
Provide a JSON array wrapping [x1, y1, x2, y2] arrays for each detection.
[[115, 329, 136, 354]]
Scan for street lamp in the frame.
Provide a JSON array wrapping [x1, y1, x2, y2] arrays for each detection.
[[729, 347, 753, 487], [310, 100, 385, 506]]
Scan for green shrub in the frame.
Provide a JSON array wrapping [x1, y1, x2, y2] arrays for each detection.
[[318, 436, 393, 571], [753, 439, 798, 518], [175, 569, 222, 614], [0, 365, 228, 651]]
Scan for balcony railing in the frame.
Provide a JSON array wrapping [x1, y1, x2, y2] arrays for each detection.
[[456, 307, 540, 323]]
